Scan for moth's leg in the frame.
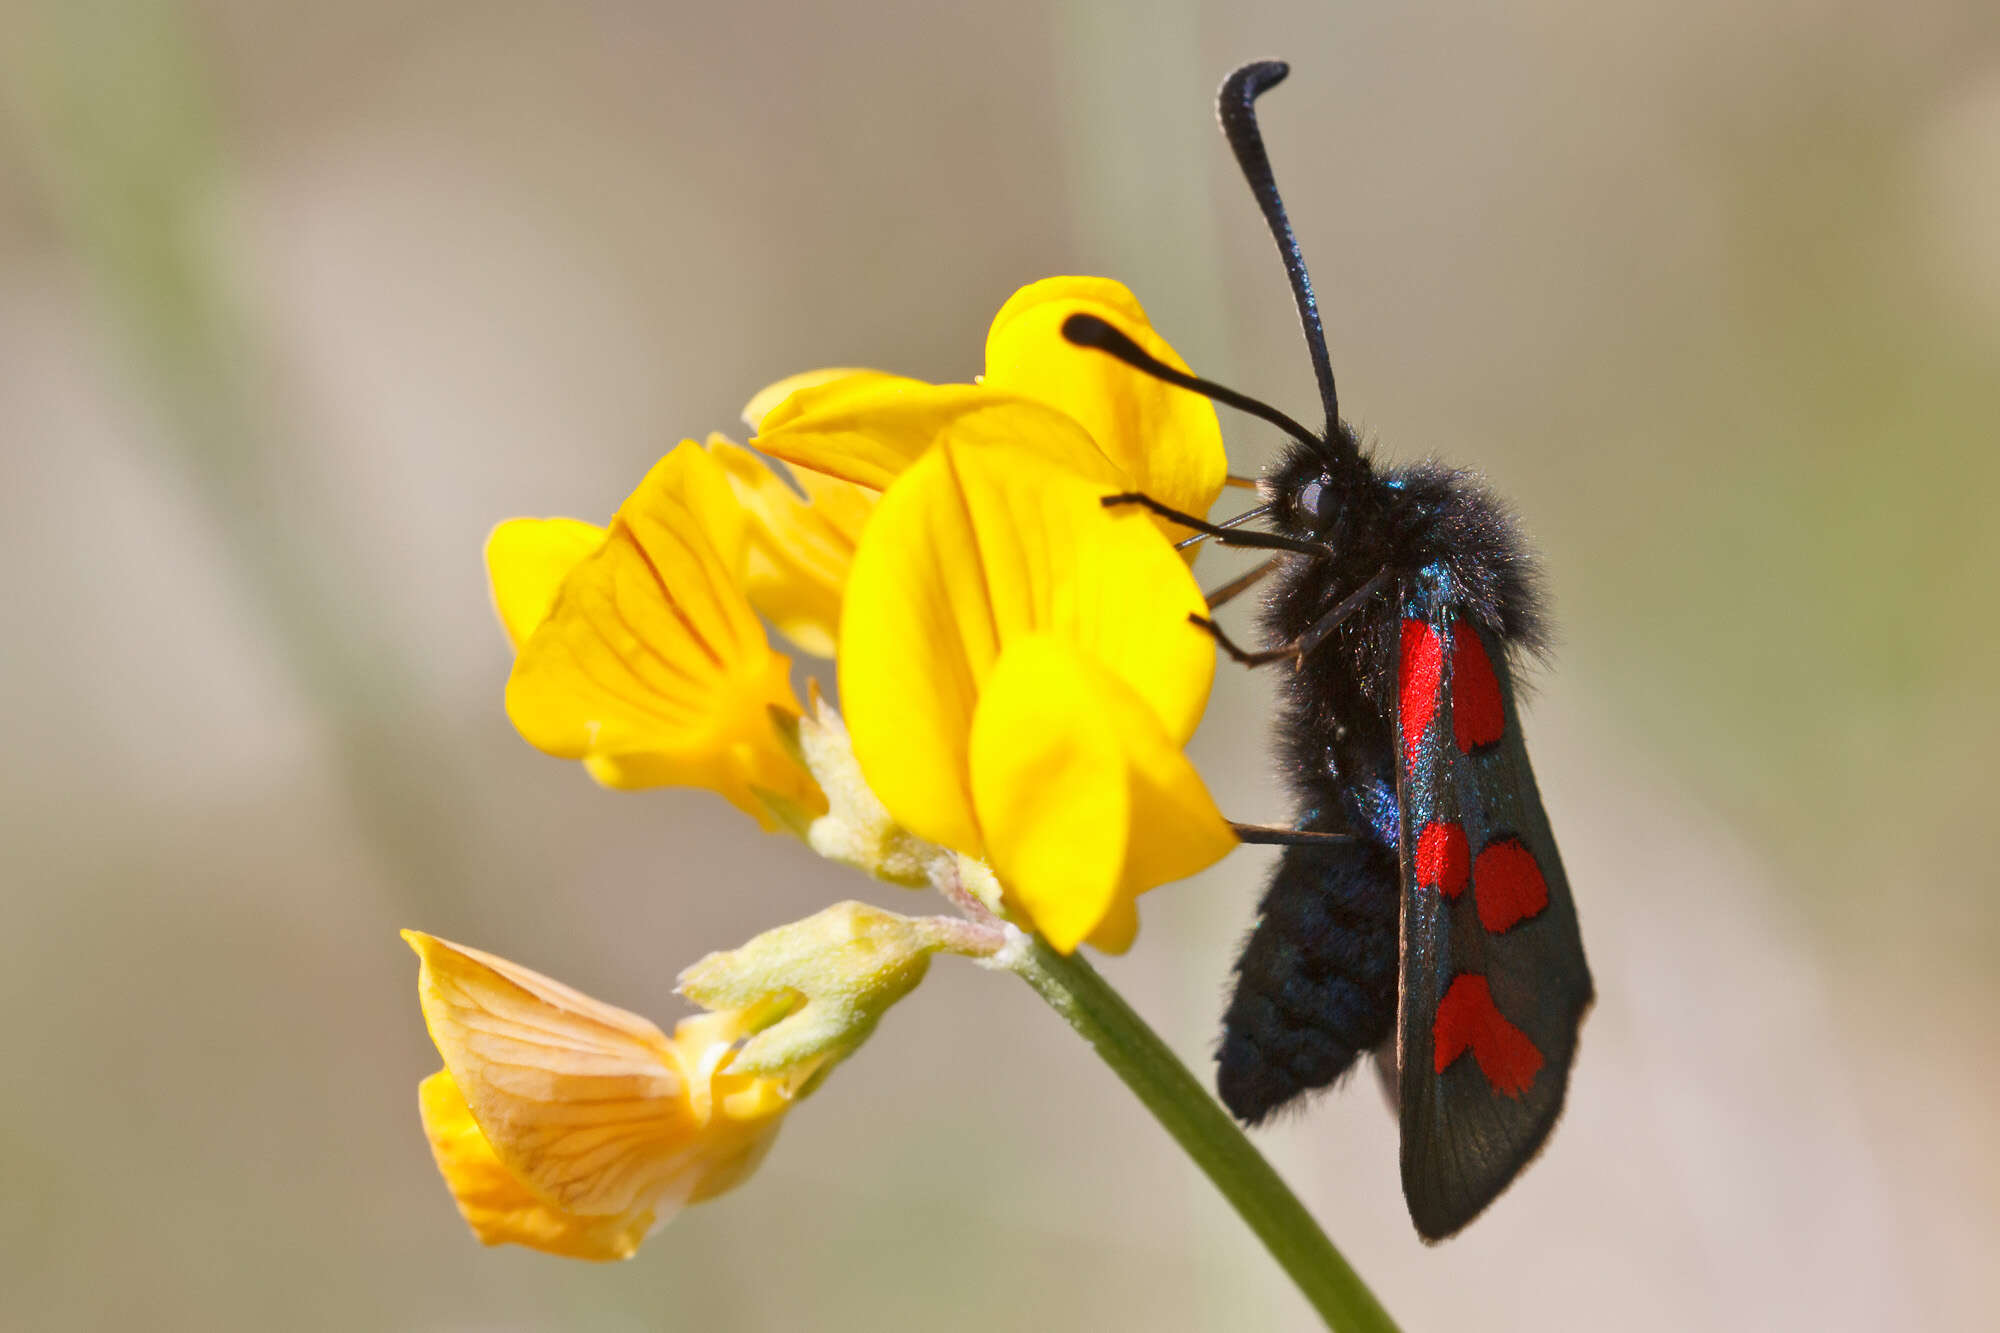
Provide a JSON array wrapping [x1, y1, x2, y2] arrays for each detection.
[[1175, 503, 1274, 550], [1168, 506, 1280, 552], [1230, 822, 1357, 847], [1191, 615, 1295, 667], [1100, 492, 1329, 557], [1193, 566, 1393, 669], [1204, 556, 1281, 611], [1291, 567, 1393, 658]]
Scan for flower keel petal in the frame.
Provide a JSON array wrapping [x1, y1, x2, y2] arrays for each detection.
[[840, 430, 1219, 874], [968, 637, 1235, 953]]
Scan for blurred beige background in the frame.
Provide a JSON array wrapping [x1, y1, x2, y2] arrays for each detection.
[[3, 1, 1996, 1329]]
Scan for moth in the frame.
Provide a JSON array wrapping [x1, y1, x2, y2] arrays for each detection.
[[1064, 60, 1592, 1241]]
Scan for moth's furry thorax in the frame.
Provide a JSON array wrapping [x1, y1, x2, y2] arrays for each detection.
[[1259, 428, 1549, 669], [1250, 426, 1551, 831]]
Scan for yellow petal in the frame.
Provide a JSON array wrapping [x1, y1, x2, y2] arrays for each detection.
[[968, 636, 1235, 953], [708, 436, 875, 658], [753, 373, 1122, 494], [966, 639, 1127, 952], [486, 518, 607, 649], [615, 444, 754, 640], [418, 1069, 655, 1261], [944, 428, 1217, 744], [503, 442, 824, 826], [984, 276, 1227, 535], [835, 445, 990, 854], [1084, 892, 1142, 956], [741, 367, 879, 433], [838, 425, 1216, 859], [405, 931, 693, 1219]]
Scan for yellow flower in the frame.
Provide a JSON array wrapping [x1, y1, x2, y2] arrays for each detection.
[[486, 441, 826, 829], [838, 418, 1237, 953], [707, 434, 875, 659], [749, 277, 1226, 542], [479, 274, 1239, 951], [406, 931, 800, 1262]]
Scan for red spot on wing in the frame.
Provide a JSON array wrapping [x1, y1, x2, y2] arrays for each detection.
[[1432, 974, 1544, 1097], [1472, 837, 1550, 933], [1415, 822, 1470, 898], [1450, 621, 1506, 753], [1399, 618, 1444, 770]]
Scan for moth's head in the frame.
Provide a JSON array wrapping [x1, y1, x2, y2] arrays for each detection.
[[1264, 428, 1371, 538]]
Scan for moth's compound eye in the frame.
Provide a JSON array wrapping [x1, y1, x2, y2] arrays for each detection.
[[1296, 472, 1334, 523]]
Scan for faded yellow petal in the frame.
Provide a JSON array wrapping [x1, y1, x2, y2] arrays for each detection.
[[486, 518, 606, 649], [405, 931, 692, 1219], [984, 276, 1227, 534], [839, 425, 1216, 862], [753, 373, 1122, 494], [708, 436, 875, 658], [741, 367, 879, 433], [968, 636, 1235, 954], [418, 1069, 655, 1261], [503, 442, 824, 826]]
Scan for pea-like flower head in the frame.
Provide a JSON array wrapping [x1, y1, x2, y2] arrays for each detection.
[[839, 420, 1238, 953], [482, 275, 1238, 952], [743, 278, 1241, 951]]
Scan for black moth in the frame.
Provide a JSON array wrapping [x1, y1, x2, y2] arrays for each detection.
[[1063, 60, 1592, 1241]]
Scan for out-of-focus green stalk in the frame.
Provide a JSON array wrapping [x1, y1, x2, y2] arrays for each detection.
[[8, 1, 476, 914]]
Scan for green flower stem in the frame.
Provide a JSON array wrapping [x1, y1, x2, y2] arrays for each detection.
[[1006, 935, 1401, 1333]]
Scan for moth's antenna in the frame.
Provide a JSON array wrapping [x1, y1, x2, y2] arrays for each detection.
[[1219, 61, 1340, 433], [1062, 314, 1331, 460]]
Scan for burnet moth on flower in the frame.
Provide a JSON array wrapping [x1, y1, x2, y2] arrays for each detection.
[[1062, 60, 1592, 1240]]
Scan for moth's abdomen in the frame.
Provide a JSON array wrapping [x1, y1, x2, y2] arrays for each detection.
[[1217, 835, 1400, 1124]]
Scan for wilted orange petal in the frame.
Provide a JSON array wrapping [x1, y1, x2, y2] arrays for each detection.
[[418, 1069, 656, 1262], [406, 931, 692, 1218]]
